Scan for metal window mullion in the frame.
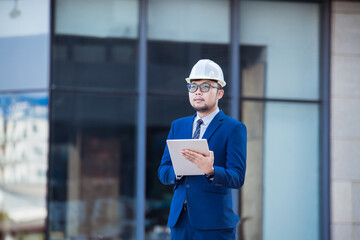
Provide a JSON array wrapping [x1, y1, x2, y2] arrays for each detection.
[[230, 0, 240, 231], [136, 0, 148, 239], [46, 1, 55, 240], [320, 1, 331, 240], [230, 0, 240, 122]]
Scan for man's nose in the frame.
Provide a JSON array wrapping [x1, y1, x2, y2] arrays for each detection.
[[195, 87, 202, 95]]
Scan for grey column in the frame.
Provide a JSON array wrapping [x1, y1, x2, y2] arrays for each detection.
[[136, 0, 148, 239], [230, 0, 241, 234], [320, 0, 331, 239]]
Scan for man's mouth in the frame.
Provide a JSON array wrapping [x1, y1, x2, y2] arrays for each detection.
[[194, 98, 204, 103]]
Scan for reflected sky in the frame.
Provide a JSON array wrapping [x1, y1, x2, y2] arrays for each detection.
[[0, 0, 50, 91], [0, 0, 49, 37], [0, 92, 48, 236]]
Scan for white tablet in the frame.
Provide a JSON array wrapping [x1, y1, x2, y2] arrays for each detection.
[[166, 139, 209, 176]]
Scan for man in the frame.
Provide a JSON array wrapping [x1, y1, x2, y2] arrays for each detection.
[[158, 59, 247, 240]]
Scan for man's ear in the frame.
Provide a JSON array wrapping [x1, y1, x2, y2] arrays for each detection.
[[217, 89, 224, 100]]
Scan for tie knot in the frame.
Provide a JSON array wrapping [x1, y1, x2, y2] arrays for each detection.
[[197, 119, 203, 126]]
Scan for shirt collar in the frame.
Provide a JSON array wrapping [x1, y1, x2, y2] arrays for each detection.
[[194, 107, 220, 127]]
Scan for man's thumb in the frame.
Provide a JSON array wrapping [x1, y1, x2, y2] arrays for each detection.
[[209, 150, 214, 158]]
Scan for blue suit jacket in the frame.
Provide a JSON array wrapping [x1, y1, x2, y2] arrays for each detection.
[[158, 110, 247, 230]]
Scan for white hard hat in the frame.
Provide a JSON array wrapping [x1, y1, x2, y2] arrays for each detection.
[[185, 59, 226, 87]]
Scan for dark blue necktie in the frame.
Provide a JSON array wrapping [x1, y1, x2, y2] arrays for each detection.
[[192, 119, 203, 139]]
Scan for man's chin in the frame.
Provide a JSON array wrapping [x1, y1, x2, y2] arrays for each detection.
[[192, 105, 208, 113]]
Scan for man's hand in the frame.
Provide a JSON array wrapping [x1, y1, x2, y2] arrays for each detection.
[[181, 149, 215, 175]]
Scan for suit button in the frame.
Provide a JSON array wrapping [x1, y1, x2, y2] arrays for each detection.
[[186, 184, 190, 189]]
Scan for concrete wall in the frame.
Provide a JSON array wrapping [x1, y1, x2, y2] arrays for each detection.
[[331, 2, 360, 240]]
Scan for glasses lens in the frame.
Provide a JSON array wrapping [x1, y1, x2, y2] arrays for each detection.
[[187, 84, 197, 93], [200, 83, 211, 92]]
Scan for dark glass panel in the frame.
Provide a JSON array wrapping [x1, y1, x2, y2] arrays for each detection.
[[48, 92, 137, 240], [53, 0, 139, 91], [52, 36, 138, 91], [240, 46, 267, 98], [148, 41, 230, 94]]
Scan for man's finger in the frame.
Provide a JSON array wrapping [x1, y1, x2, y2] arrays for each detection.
[[182, 151, 202, 165], [181, 151, 195, 160], [182, 150, 200, 158], [182, 149, 207, 157]]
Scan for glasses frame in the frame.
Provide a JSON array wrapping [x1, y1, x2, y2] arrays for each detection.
[[187, 83, 221, 93]]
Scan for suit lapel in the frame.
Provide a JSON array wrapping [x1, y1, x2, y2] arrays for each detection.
[[186, 113, 197, 139], [202, 110, 225, 141]]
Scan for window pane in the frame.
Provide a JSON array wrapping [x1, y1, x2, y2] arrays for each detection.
[[241, 101, 265, 240], [148, 41, 230, 94], [239, 1, 320, 100], [0, 0, 49, 90], [146, 3, 230, 235], [53, 0, 139, 90], [148, 0, 231, 93], [0, 92, 49, 239], [263, 102, 320, 240], [48, 92, 137, 240], [148, 0, 229, 43]]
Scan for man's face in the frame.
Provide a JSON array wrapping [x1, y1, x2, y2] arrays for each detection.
[[188, 79, 224, 114]]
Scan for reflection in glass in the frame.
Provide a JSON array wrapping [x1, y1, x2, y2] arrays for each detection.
[[55, 0, 139, 39], [241, 46, 266, 98], [148, 0, 231, 93], [148, 0, 229, 43], [53, 0, 139, 90], [240, 101, 264, 240], [48, 93, 137, 240], [240, 48, 266, 239], [0, 93, 49, 240], [0, 0, 49, 91], [263, 102, 319, 240], [239, 1, 320, 100]]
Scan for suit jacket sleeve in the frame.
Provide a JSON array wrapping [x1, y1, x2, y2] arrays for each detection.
[[158, 122, 177, 185], [212, 123, 247, 189]]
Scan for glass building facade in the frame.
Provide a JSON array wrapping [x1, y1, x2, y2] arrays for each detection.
[[0, 0, 330, 240], [0, 1, 50, 240]]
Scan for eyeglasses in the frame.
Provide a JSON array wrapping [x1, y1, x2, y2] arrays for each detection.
[[187, 83, 220, 93]]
